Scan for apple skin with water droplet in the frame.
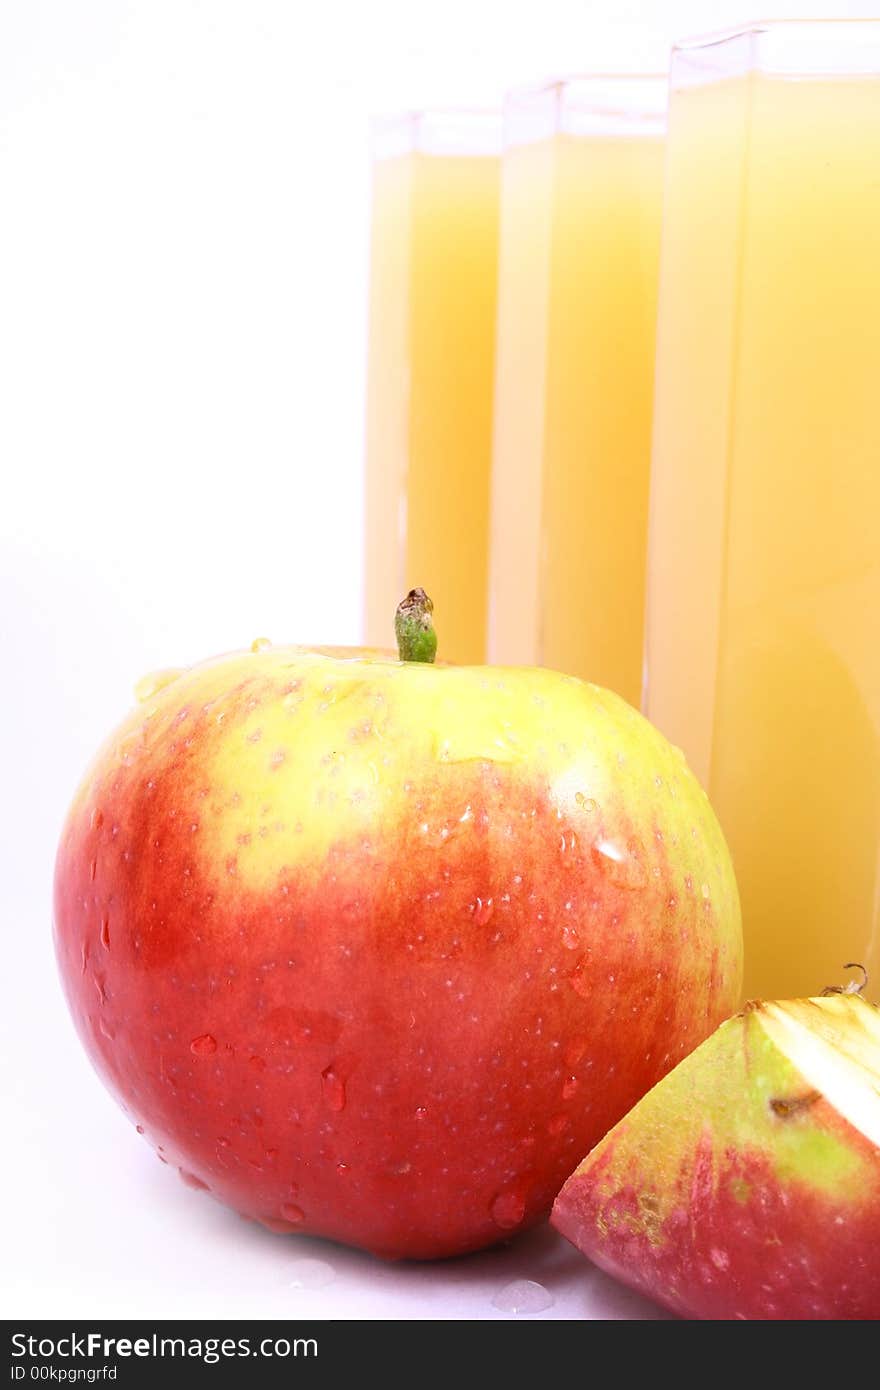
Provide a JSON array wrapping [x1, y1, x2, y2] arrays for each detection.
[[53, 641, 741, 1259], [552, 990, 880, 1319]]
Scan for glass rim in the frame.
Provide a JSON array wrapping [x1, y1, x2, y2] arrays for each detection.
[[673, 18, 880, 81], [371, 108, 502, 158], [674, 17, 880, 54], [508, 71, 668, 102], [504, 72, 667, 142]]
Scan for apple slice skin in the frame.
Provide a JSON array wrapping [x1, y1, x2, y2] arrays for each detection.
[[54, 644, 742, 1259], [551, 1000, 880, 1319]]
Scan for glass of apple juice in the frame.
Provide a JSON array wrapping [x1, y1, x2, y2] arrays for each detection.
[[363, 109, 502, 664], [644, 21, 880, 1001], [487, 75, 667, 707]]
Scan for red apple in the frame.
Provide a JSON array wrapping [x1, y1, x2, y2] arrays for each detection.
[[552, 987, 880, 1318], [53, 601, 741, 1258]]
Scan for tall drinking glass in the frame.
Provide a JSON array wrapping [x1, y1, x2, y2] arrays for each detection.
[[645, 22, 880, 999], [364, 110, 501, 662], [488, 76, 666, 705]]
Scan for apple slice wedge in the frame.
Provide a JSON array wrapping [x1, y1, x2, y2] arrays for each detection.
[[551, 988, 880, 1320]]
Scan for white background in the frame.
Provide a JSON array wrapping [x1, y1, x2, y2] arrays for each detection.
[[2, 0, 876, 1322]]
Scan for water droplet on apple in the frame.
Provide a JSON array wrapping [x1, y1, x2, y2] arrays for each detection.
[[89, 858, 97, 883], [417, 815, 467, 849], [289, 1258, 335, 1290], [490, 1183, 528, 1230], [321, 1064, 346, 1112], [569, 964, 592, 1000], [90, 807, 104, 831], [136, 1124, 144, 1135], [100, 915, 111, 950], [492, 1279, 554, 1315], [701, 883, 711, 900], [562, 1075, 579, 1100], [414, 1106, 429, 1121], [564, 1036, 588, 1067], [179, 1169, 209, 1191], [336, 1162, 350, 1177], [591, 837, 648, 889], [438, 729, 524, 765], [575, 793, 597, 813], [473, 896, 494, 926], [190, 1034, 218, 1057], [259, 1217, 295, 1233], [251, 637, 272, 653], [280, 1202, 305, 1224], [561, 924, 580, 950], [134, 667, 185, 703]]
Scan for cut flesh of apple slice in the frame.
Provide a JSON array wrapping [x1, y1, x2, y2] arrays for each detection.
[[760, 993, 880, 1149]]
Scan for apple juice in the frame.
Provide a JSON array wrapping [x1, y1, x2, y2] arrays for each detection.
[[488, 78, 666, 706], [644, 23, 880, 1001], [364, 112, 501, 664]]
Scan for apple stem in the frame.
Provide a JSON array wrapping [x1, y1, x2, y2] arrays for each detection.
[[395, 588, 438, 664], [820, 962, 868, 997]]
